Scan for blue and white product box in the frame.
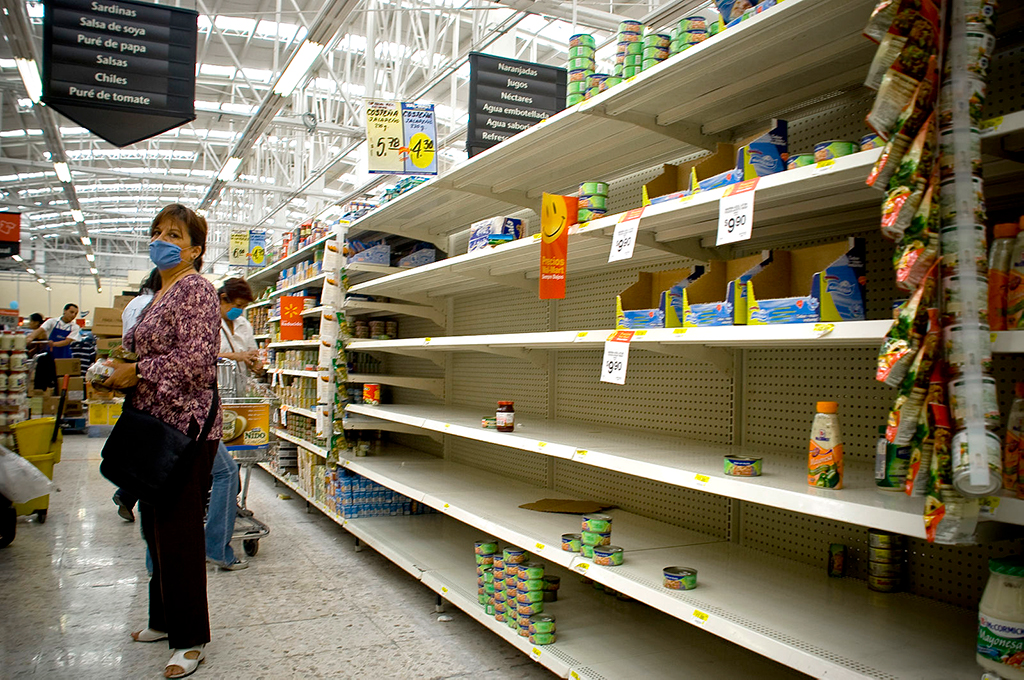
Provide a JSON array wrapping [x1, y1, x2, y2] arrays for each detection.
[[398, 247, 437, 267], [348, 243, 391, 264], [468, 216, 524, 253], [737, 119, 788, 180]]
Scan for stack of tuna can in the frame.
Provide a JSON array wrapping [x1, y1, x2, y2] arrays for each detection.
[[641, 30, 671, 72], [580, 513, 624, 566], [670, 15, 709, 56], [614, 20, 644, 79], [488, 544, 558, 645], [578, 182, 609, 223], [475, 538, 498, 613], [567, 34, 596, 107], [867, 529, 906, 592]]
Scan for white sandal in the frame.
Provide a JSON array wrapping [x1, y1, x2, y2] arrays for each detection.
[[130, 627, 167, 642], [164, 645, 205, 678]]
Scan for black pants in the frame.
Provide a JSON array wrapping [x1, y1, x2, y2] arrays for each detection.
[[140, 440, 218, 649]]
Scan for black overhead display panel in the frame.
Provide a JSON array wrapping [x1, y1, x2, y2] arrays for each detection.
[[467, 53, 566, 158], [42, 0, 198, 147]]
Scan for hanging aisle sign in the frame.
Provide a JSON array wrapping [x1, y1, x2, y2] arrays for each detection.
[[365, 100, 438, 175], [41, 0, 198, 147], [467, 53, 566, 158], [229, 228, 249, 266], [247, 230, 266, 268], [0, 213, 20, 258]]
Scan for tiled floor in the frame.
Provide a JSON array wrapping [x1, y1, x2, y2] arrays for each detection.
[[0, 434, 555, 679]]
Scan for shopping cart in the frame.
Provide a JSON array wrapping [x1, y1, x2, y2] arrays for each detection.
[[218, 360, 274, 557]]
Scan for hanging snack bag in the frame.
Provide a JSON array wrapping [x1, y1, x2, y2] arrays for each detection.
[[887, 309, 940, 445], [864, 0, 900, 43], [867, 58, 938, 188], [894, 172, 940, 290], [880, 115, 936, 242], [877, 261, 938, 385], [923, 402, 953, 542], [865, 0, 939, 91]]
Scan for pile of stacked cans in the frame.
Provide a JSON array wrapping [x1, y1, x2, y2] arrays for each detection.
[[614, 20, 644, 79], [566, 34, 596, 106], [578, 182, 609, 223], [670, 15, 712, 56], [477, 541, 559, 645], [641, 29, 671, 72]]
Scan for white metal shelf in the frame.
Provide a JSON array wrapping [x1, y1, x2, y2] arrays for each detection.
[[347, 373, 444, 398], [342, 414, 437, 438], [347, 262, 409, 285], [346, 0, 880, 246], [247, 299, 273, 309], [346, 403, 1024, 539], [302, 305, 328, 318], [255, 462, 804, 680], [338, 451, 976, 680], [343, 299, 446, 326], [272, 428, 328, 458], [269, 272, 328, 298], [245, 233, 336, 287], [270, 368, 318, 378], [268, 340, 321, 349], [253, 333, 270, 341], [281, 404, 317, 420]]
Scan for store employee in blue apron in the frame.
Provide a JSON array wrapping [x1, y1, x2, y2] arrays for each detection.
[[30, 303, 81, 359]]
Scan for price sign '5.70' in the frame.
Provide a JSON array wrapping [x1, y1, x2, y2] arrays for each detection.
[[365, 100, 438, 175]]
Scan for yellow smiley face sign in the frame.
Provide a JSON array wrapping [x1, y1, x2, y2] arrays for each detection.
[[539, 193, 576, 300], [542, 196, 568, 244]]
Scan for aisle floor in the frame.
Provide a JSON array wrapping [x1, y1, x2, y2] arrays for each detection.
[[0, 434, 555, 679]]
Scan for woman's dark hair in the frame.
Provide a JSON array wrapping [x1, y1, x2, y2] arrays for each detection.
[[151, 203, 208, 271], [140, 268, 162, 294], [29, 312, 44, 324], [219, 277, 254, 304]]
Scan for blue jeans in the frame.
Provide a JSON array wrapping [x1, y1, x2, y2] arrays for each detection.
[[205, 441, 239, 565]]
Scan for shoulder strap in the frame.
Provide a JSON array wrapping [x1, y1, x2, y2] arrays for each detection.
[[198, 390, 220, 442]]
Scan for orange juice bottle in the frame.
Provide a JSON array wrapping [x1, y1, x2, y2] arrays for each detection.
[[808, 401, 843, 489]]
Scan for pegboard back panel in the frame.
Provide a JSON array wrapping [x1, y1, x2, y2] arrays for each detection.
[[448, 437, 550, 487], [553, 458, 730, 539], [604, 165, 676, 215], [739, 502, 1023, 610], [450, 353, 549, 418], [556, 349, 734, 444], [387, 432, 444, 457], [987, 43, 1024, 118], [394, 314, 444, 338], [382, 353, 444, 407], [786, 88, 875, 154], [743, 346, 893, 462], [452, 288, 550, 335]]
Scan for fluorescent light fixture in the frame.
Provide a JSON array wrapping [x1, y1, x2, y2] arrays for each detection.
[[26, 268, 35, 274], [45, 286, 52, 291], [85, 253, 95, 262], [89, 267, 98, 274], [80, 236, 91, 245], [11, 254, 22, 262], [36, 277, 45, 283], [273, 40, 325, 96], [53, 162, 72, 183], [70, 209, 84, 221], [217, 156, 243, 182], [97, 286, 102, 292], [15, 58, 42, 103]]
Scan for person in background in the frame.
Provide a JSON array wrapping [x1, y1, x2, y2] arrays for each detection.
[[103, 204, 220, 679], [27, 313, 43, 330], [25, 313, 45, 359], [206, 277, 258, 571], [111, 268, 162, 523], [29, 303, 80, 359]]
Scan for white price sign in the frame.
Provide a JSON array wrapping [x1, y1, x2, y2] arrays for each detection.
[[608, 208, 643, 263], [600, 330, 634, 385], [716, 179, 758, 246]]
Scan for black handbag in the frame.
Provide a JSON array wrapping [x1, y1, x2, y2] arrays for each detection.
[[100, 389, 219, 505]]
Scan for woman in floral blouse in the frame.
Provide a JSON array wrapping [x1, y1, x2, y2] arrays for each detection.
[[105, 204, 221, 679]]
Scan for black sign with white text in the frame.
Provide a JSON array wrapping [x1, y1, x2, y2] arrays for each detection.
[[467, 53, 566, 158], [42, 0, 198, 147]]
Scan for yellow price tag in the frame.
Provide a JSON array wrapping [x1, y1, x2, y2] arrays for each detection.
[[530, 647, 542, 660], [537, 442, 547, 449], [991, 332, 998, 343], [694, 473, 710, 487], [576, 562, 589, 572], [443, 503, 450, 509], [691, 609, 709, 626], [424, 337, 432, 343], [571, 673, 581, 680], [813, 323, 834, 337], [980, 496, 1001, 518], [533, 233, 542, 240], [813, 159, 836, 175], [441, 586, 448, 593], [575, 449, 588, 458], [673, 328, 688, 334], [535, 543, 545, 551], [983, 116, 1004, 131], [576, 331, 589, 339], [408, 132, 435, 169]]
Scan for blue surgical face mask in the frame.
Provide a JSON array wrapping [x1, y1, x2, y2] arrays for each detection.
[[226, 307, 243, 321], [149, 240, 182, 270]]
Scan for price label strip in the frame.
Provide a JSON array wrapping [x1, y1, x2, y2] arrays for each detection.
[[600, 330, 634, 385], [691, 609, 709, 627], [716, 179, 758, 246], [608, 208, 644, 263]]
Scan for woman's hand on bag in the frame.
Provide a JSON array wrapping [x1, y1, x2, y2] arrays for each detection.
[[104, 362, 139, 389]]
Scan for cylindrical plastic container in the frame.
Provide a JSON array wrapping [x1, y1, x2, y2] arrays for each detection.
[[808, 401, 843, 489], [1007, 221, 1024, 329], [978, 557, 1024, 679]]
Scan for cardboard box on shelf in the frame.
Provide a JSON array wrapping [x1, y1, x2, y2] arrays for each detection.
[[66, 376, 84, 402], [41, 396, 62, 416], [90, 307, 123, 336], [112, 295, 134, 310], [95, 337, 122, 352], [88, 401, 123, 426], [86, 383, 117, 402], [746, 237, 866, 325], [681, 253, 772, 327], [468, 217, 523, 253], [614, 265, 705, 329], [55, 358, 81, 376], [64, 401, 84, 418]]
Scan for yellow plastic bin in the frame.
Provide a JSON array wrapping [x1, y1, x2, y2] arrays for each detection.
[[11, 418, 62, 523]]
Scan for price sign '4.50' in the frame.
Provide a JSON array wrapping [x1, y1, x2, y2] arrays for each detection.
[[716, 179, 758, 246], [600, 330, 634, 384]]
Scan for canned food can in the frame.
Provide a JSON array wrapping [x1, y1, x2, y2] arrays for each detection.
[[939, 224, 987, 272], [503, 548, 527, 563], [642, 33, 671, 48], [569, 33, 596, 48], [506, 564, 519, 577], [566, 94, 585, 107], [678, 15, 706, 31], [680, 29, 707, 44], [580, 543, 595, 559], [642, 46, 670, 60], [484, 603, 495, 616], [561, 533, 582, 552], [581, 513, 613, 532], [577, 208, 607, 223], [828, 543, 846, 577], [521, 562, 545, 580], [586, 73, 607, 90], [494, 600, 506, 613], [568, 57, 595, 71], [814, 140, 860, 162], [624, 54, 643, 67], [623, 66, 640, 78], [579, 182, 608, 196], [939, 176, 986, 224], [868, 574, 902, 592], [516, 579, 545, 593], [786, 153, 816, 170], [860, 133, 882, 150], [642, 58, 662, 71], [474, 539, 498, 555], [494, 612, 505, 622], [474, 553, 494, 566], [950, 375, 1000, 430], [517, 600, 543, 615], [493, 556, 505, 569], [385, 321, 398, 337], [504, 576, 517, 588], [619, 20, 642, 33], [952, 428, 1002, 496], [516, 590, 544, 603], [942, 274, 989, 325], [939, 128, 982, 180], [581, 530, 611, 546], [517, 627, 530, 638], [584, 87, 599, 101], [530, 632, 557, 645], [493, 589, 506, 602], [943, 324, 993, 375], [593, 545, 625, 566], [663, 566, 697, 590], [526, 614, 556, 634], [604, 76, 623, 89], [569, 45, 595, 59], [478, 593, 489, 605], [542, 575, 560, 591], [619, 30, 641, 43], [568, 69, 592, 83], [724, 455, 762, 476], [868, 545, 905, 562], [669, 40, 688, 55], [868, 529, 904, 549], [962, 29, 996, 79], [869, 560, 904, 578], [567, 80, 587, 95], [618, 40, 643, 55], [362, 383, 381, 406]]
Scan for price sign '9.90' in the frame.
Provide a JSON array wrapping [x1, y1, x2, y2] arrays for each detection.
[[600, 330, 634, 385], [716, 179, 758, 246]]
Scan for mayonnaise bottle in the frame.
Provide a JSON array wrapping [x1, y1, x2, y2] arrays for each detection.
[[978, 557, 1024, 679]]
